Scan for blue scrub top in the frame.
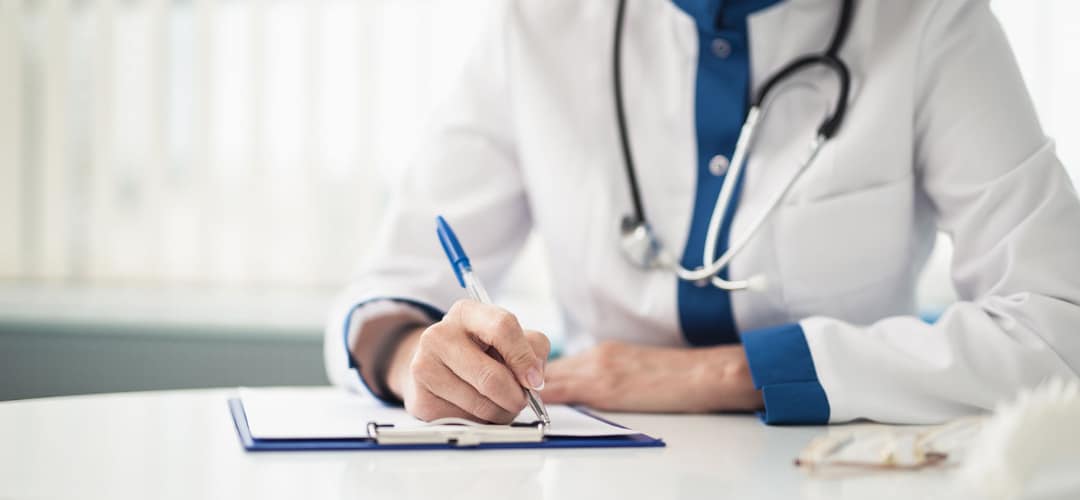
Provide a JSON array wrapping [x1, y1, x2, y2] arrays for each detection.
[[672, 0, 784, 347]]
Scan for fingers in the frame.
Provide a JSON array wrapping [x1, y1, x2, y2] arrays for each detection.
[[402, 300, 551, 423], [540, 354, 596, 405], [406, 386, 477, 423], [449, 300, 545, 390], [539, 357, 579, 404], [423, 334, 526, 414], [411, 352, 518, 423], [543, 351, 584, 379], [539, 380, 574, 405]]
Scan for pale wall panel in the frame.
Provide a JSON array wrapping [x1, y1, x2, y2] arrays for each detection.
[[0, 0, 24, 278], [158, 0, 203, 284], [87, 0, 115, 283], [36, 0, 73, 280], [90, 3, 165, 281], [190, 0, 214, 285]]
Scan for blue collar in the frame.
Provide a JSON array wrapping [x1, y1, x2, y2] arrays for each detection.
[[672, 0, 785, 33]]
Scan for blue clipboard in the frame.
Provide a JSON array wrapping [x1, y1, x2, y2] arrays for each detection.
[[229, 398, 664, 451]]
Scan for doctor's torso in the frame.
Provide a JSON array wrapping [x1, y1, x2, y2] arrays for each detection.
[[466, 0, 936, 352], [331, 0, 1079, 424]]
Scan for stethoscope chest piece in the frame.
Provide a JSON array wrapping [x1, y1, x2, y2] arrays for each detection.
[[619, 216, 664, 269], [610, 0, 854, 292]]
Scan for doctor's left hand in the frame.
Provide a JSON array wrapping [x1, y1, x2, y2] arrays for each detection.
[[540, 341, 763, 413]]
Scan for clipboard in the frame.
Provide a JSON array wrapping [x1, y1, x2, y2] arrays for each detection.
[[229, 398, 665, 451]]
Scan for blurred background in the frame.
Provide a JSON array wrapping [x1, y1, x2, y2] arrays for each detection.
[[0, 0, 1077, 400]]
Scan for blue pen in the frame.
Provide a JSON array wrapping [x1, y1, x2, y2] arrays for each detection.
[[436, 215, 551, 426]]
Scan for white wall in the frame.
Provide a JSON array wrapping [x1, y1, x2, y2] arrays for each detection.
[[0, 0, 496, 289]]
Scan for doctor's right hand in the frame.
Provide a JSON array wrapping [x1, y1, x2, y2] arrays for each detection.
[[385, 299, 550, 424]]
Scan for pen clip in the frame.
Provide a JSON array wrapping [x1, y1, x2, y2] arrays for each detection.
[[436, 215, 471, 288]]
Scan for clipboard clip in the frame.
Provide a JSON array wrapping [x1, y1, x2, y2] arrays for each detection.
[[368, 419, 546, 447]]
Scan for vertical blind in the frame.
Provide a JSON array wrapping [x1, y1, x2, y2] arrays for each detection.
[[0, 0, 1077, 297], [0, 0, 493, 288]]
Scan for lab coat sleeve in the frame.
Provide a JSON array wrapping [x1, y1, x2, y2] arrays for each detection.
[[742, 323, 830, 424], [323, 2, 533, 393], [745, 0, 1080, 424]]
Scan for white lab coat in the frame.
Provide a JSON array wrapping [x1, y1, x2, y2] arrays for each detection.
[[324, 0, 1080, 424]]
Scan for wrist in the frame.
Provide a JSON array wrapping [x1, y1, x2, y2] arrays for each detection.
[[348, 304, 433, 402], [384, 326, 425, 400], [696, 345, 763, 412]]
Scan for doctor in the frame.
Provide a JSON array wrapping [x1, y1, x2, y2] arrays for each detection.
[[325, 0, 1080, 425]]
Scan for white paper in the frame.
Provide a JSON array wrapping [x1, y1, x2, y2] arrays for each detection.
[[238, 387, 638, 439], [513, 405, 636, 437], [239, 387, 403, 439]]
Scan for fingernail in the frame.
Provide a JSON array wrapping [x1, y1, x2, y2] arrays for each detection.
[[526, 368, 545, 390]]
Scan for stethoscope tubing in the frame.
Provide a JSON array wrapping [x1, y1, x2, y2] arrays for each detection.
[[614, 0, 855, 291]]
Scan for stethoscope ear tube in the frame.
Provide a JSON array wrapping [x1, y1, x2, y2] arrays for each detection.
[[815, 56, 851, 138], [614, 0, 854, 291], [754, 54, 852, 140], [612, 0, 646, 228], [700, 107, 760, 288]]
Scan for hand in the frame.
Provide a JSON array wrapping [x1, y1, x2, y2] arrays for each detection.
[[541, 341, 763, 413], [386, 299, 550, 424]]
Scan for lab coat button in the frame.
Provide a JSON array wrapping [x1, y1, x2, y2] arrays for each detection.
[[709, 154, 730, 176], [711, 38, 732, 58]]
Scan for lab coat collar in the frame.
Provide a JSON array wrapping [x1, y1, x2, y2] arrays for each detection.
[[671, 0, 786, 33]]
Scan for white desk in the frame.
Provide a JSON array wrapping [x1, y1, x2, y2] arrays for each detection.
[[0, 388, 966, 500]]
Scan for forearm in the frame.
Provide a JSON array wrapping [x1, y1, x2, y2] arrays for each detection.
[[347, 307, 432, 402], [635, 344, 763, 413], [542, 341, 763, 413]]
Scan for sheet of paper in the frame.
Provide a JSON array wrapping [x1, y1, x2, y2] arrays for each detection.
[[239, 387, 407, 439], [239, 387, 639, 439], [514, 405, 637, 437]]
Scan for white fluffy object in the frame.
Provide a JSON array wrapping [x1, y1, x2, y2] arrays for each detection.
[[960, 378, 1080, 499]]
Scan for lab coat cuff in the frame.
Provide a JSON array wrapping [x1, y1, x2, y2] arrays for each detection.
[[742, 323, 830, 425], [343, 297, 445, 404]]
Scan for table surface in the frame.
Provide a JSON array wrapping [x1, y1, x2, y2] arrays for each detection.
[[0, 388, 994, 500]]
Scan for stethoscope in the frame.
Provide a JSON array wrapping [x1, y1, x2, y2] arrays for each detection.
[[615, 0, 854, 291]]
